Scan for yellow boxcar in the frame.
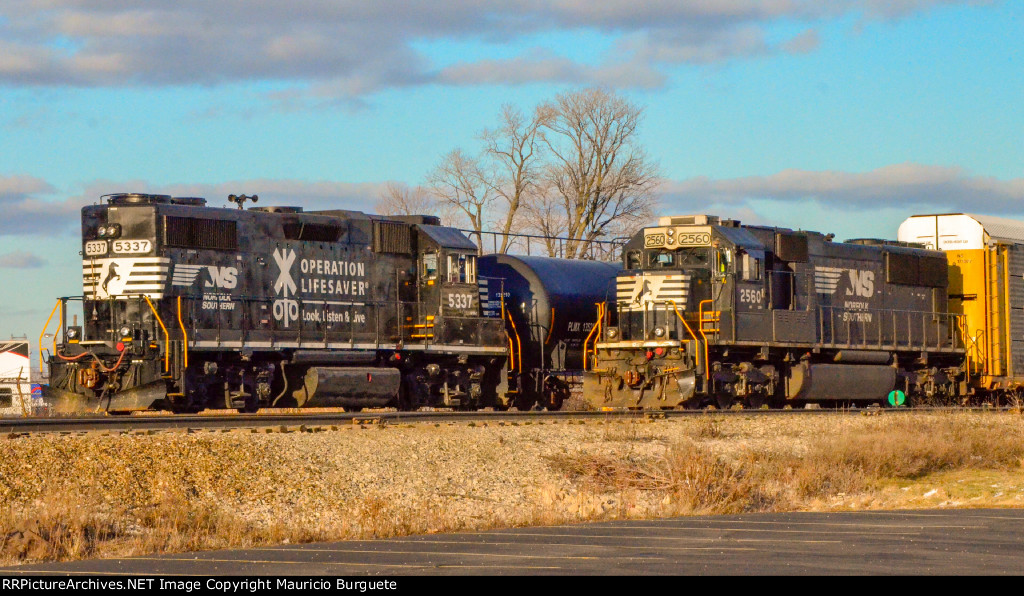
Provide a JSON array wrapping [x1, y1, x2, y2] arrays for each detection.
[[900, 213, 1024, 393]]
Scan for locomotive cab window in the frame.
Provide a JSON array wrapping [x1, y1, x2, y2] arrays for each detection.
[[741, 251, 762, 281], [648, 250, 675, 268], [713, 247, 732, 277], [626, 250, 642, 270], [447, 253, 476, 284], [422, 253, 438, 280]]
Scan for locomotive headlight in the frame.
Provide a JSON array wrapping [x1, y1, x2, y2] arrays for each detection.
[[119, 325, 131, 338], [97, 227, 108, 237], [66, 327, 79, 340], [606, 327, 618, 339], [105, 224, 121, 238], [653, 326, 665, 338]]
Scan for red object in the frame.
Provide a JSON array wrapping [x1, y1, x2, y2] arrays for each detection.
[[116, 342, 125, 352], [394, 352, 401, 360], [655, 347, 664, 356], [646, 350, 653, 360], [367, 373, 373, 382]]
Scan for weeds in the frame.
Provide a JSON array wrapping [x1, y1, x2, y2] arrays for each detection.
[[549, 411, 1024, 517], [689, 415, 723, 439], [2, 411, 1023, 565]]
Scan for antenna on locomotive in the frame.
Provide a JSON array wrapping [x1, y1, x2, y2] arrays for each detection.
[[228, 194, 258, 209]]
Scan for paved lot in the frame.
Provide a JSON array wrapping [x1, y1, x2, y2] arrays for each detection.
[[3, 509, 1023, 575]]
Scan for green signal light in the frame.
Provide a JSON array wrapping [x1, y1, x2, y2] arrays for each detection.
[[888, 390, 906, 407]]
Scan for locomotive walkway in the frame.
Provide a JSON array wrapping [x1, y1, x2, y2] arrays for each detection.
[[4, 508, 1023, 575]]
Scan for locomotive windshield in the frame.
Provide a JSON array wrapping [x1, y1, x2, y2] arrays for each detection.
[[646, 248, 710, 269]]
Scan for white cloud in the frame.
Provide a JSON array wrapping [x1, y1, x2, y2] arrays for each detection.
[[0, 251, 46, 269], [0, 177, 390, 237], [0, 1, 995, 96], [660, 163, 1024, 213], [5, 163, 1020, 240], [437, 54, 666, 89]]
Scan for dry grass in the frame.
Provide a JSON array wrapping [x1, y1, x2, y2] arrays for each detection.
[[2, 411, 1024, 565], [549, 412, 1024, 517]]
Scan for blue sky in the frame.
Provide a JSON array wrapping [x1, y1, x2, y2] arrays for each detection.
[[1, 0, 1022, 338]]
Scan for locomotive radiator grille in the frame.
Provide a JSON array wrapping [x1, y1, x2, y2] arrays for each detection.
[[617, 273, 690, 311]]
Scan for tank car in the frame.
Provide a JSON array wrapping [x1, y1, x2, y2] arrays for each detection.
[[583, 214, 968, 409], [45, 193, 508, 412], [478, 255, 620, 409]]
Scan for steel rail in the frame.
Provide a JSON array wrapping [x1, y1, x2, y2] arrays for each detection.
[[0, 406, 1013, 435]]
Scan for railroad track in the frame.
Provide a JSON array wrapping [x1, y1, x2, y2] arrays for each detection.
[[0, 405, 1015, 435]]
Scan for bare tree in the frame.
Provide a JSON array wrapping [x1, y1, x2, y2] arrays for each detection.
[[480, 104, 543, 254], [376, 180, 466, 228], [537, 87, 660, 259], [520, 183, 568, 256], [427, 149, 495, 252], [375, 181, 434, 216]]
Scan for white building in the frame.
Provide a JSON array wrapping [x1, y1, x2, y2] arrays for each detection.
[[0, 340, 34, 416]]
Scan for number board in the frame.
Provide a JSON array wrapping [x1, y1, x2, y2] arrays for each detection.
[[112, 239, 153, 254], [644, 226, 712, 250], [442, 288, 478, 315], [84, 240, 108, 256]]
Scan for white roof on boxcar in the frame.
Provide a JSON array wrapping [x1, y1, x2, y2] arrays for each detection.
[[898, 213, 1024, 250]]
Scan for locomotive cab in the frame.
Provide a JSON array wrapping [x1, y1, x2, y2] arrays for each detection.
[[412, 225, 486, 341]]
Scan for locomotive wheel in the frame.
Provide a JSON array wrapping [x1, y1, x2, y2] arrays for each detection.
[[743, 394, 768, 409], [681, 397, 704, 410], [714, 393, 734, 410], [541, 377, 571, 411], [237, 401, 259, 414]]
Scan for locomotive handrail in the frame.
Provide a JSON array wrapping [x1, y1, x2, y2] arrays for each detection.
[[506, 310, 522, 373], [504, 311, 516, 372], [817, 305, 963, 352], [177, 296, 189, 369], [142, 295, 171, 372], [698, 300, 719, 333], [593, 302, 605, 368], [581, 302, 603, 372], [38, 298, 63, 375], [666, 299, 705, 383]]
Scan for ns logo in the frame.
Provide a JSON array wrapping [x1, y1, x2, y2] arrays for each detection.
[[171, 264, 238, 289], [206, 266, 238, 289], [846, 270, 874, 298]]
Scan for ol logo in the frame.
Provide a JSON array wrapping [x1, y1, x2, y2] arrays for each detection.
[[272, 248, 299, 327]]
